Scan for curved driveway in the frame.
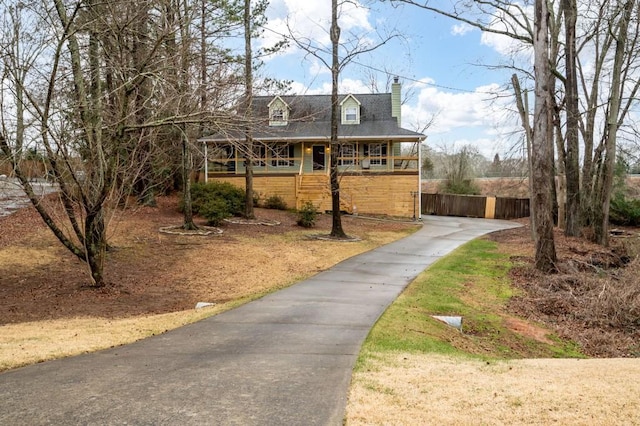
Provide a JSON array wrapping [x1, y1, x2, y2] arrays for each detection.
[[0, 216, 520, 425]]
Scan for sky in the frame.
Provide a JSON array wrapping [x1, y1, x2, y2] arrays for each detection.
[[257, 0, 529, 159]]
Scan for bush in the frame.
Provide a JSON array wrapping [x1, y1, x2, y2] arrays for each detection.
[[439, 179, 481, 195], [200, 198, 231, 226], [263, 194, 287, 210], [610, 194, 640, 226], [188, 181, 246, 217], [296, 202, 318, 228]]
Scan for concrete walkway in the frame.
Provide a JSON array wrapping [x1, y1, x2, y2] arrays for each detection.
[[0, 216, 520, 425]]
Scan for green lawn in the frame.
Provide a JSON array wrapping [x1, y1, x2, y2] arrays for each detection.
[[357, 238, 583, 367]]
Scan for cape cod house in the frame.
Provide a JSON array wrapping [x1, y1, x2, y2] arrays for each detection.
[[199, 78, 425, 217]]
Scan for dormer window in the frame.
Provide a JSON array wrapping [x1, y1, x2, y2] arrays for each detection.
[[340, 94, 361, 124], [272, 109, 284, 122], [345, 107, 357, 122], [268, 96, 289, 126]]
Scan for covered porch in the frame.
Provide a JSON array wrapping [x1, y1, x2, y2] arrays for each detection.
[[201, 140, 420, 179]]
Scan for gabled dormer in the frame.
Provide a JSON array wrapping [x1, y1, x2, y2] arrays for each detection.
[[268, 96, 290, 126], [340, 94, 361, 125]]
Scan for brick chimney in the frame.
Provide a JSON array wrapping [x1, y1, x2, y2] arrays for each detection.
[[391, 76, 401, 127]]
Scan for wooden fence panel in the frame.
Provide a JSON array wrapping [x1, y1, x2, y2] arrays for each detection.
[[421, 193, 486, 218], [422, 193, 437, 215], [422, 193, 530, 220], [495, 197, 530, 219]]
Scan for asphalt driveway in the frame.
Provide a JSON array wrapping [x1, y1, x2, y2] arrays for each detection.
[[0, 178, 57, 218], [0, 215, 520, 425]]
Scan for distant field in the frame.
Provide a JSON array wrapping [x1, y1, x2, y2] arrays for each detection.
[[423, 176, 640, 198]]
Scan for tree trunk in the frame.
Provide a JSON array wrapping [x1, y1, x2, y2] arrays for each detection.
[[182, 127, 197, 230], [511, 74, 536, 240], [329, 0, 347, 239], [531, 0, 557, 272], [593, 0, 633, 246], [243, 0, 255, 219], [84, 207, 107, 287], [132, 2, 156, 207], [563, 0, 581, 237]]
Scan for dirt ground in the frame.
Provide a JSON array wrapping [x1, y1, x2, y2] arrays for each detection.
[[488, 221, 640, 358], [0, 195, 417, 325]]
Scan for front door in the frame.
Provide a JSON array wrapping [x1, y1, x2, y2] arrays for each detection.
[[312, 145, 325, 171]]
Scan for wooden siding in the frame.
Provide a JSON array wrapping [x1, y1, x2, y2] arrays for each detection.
[[211, 175, 298, 210], [340, 174, 419, 217], [206, 173, 419, 217]]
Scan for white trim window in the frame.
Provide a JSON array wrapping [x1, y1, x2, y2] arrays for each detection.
[[271, 108, 284, 122], [268, 96, 290, 126], [209, 144, 236, 172], [271, 144, 294, 167], [345, 106, 357, 122], [340, 94, 361, 124], [338, 143, 356, 166], [365, 143, 387, 166], [252, 144, 266, 167]]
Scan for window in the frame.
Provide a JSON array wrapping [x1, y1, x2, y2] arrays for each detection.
[[271, 109, 284, 122], [364, 143, 387, 166], [345, 106, 358, 122], [209, 144, 235, 172], [252, 144, 266, 167], [268, 96, 289, 126], [271, 144, 294, 167], [340, 94, 361, 124], [338, 143, 356, 166]]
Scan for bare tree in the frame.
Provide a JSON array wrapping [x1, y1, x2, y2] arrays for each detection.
[[328, 0, 347, 238], [394, 0, 640, 247], [590, 0, 636, 245], [531, 0, 557, 272], [562, 0, 581, 236], [243, 0, 256, 219], [289, 0, 399, 238], [0, 0, 240, 286]]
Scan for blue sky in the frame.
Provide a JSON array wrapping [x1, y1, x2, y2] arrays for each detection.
[[258, 0, 526, 159]]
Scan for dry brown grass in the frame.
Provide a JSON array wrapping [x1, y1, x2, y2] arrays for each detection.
[[346, 352, 640, 425], [0, 308, 222, 371], [0, 197, 419, 371]]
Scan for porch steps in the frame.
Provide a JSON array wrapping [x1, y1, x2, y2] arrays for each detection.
[[296, 174, 353, 213]]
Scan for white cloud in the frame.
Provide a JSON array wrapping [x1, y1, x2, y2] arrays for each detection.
[[308, 60, 331, 77], [479, 3, 533, 59], [338, 78, 371, 94], [262, 0, 374, 72], [403, 79, 520, 158], [451, 23, 474, 36]]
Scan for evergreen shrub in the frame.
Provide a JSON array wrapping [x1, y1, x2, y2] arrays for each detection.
[[296, 202, 318, 228]]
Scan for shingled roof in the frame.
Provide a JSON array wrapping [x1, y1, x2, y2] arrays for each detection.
[[199, 93, 425, 142]]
